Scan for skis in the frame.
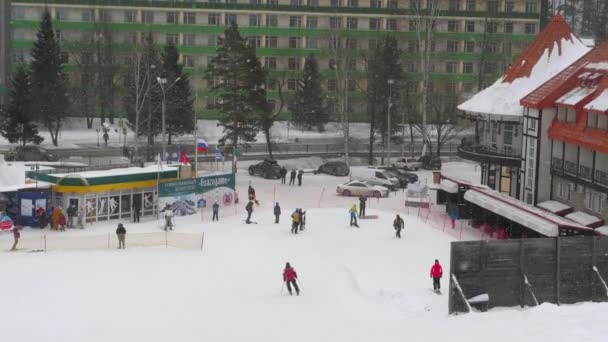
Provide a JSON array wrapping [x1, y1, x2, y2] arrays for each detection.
[[244, 220, 258, 224], [431, 289, 442, 295]]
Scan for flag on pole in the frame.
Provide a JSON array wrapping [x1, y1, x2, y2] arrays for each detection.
[[197, 138, 208, 153], [215, 147, 224, 161]]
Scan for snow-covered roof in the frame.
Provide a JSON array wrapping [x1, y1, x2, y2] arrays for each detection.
[[458, 15, 590, 118], [586, 62, 608, 71], [536, 200, 571, 214], [0, 157, 26, 187], [439, 179, 459, 194], [556, 86, 597, 106], [464, 187, 593, 237], [51, 164, 179, 179], [596, 225, 608, 236], [565, 211, 603, 227], [0, 182, 52, 193], [584, 89, 608, 112]]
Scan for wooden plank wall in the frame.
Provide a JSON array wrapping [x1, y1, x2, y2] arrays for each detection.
[[449, 236, 608, 314]]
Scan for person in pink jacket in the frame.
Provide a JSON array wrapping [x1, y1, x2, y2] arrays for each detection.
[[430, 259, 443, 293]]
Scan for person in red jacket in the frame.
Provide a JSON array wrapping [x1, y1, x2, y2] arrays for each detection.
[[430, 259, 443, 293], [283, 262, 300, 296]]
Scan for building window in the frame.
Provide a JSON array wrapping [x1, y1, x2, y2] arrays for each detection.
[[225, 14, 237, 25], [267, 0, 278, 4], [290, 0, 303, 5], [387, 19, 397, 31], [447, 41, 459, 52], [265, 36, 277, 48], [387, 0, 398, 8], [409, 20, 417, 31], [208, 13, 220, 25], [486, 41, 499, 53], [81, 9, 94, 22], [447, 20, 459, 32], [486, 21, 498, 33], [370, 18, 381, 30], [166, 11, 178, 24], [446, 62, 457, 73], [369, 39, 379, 49], [207, 35, 218, 46], [55, 8, 67, 21], [331, 0, 341, 7], [308, 0, 319, 5], [306, 38, 319, 48], [183, 12, 196, 25], [504, 1, 514, 12], [463, 62, 473, 73], [248, 36, 261, 48], [347, 0, 359, 7], [13, 7, 25, 20], [528, 118, 537, 131], [289, 37, 301, 48], [327, 79, 337, 91], [487, 1, 499, 14], [505, 22, 514, 33], [287, 79, 297, 91], [465, 21, 475, 32], [503, 41, 512, 54], [288, 57, 299, 70], [346, 39, 357, 49], [143, 11, 154, 24], [307, 16, 318, 28], [347, 17, 358, 29], [464, 41, 475, 52], [525, 23, 536, 34], [184, 33, 196, 46], [330, 17, 342, 29], [448, 0, 460, 11], [249, 14, 260, 27], [124, 32, 137, 44], [166, 33, 179, 45], [183, 55, 194, 68], [289, 16, 302, 28], [466, 0, 476, 11], [329, 37, 341, 49], [266, 15, 278, 27], [407, 40, 419, 53], [525, 1, 537, 13], [264, 57, 277, 69], [370, 0, 382, 8]]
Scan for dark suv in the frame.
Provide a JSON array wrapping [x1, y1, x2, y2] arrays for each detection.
[[9, 146, 57, 162], [248, 159, 282, 179], [316, 161, 349, 176]]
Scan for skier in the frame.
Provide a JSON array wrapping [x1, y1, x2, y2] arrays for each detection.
[[132, 203, 140, 223], [297, 170, 303, 186], [349, 204, 359, 227], [283, 262, 300, 296], [280, 167, 287, 184], [393, 214, 404, 238], [10, 226, 20, 251], [212, 201, 220, 221], [299, 208, 306, 231], [430, 259, 443, 293], [161, 204, 174, 231], [358, 195, 367, 217], [245, 200, 254, 224], [36, 206, 46, 229], [116, 223, 126, 249], [248, 185, 259, 205], [291, 209, 300, 234], [274, 202, 281, 224], [289, 169, 297, 185]]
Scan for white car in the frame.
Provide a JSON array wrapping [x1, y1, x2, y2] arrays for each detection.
[[336, 181, 389, 198]]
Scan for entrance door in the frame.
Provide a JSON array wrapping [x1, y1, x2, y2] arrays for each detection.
[[68, 197, 80, 227]]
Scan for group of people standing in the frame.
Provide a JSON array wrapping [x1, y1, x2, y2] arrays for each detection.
[[290, 208, 306, 234], [34, 205, 78, 231], [279, 167, 304, 186]]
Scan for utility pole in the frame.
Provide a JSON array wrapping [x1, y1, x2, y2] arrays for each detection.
[[387, 79, 394, 166], [157, 76, 181, 161]]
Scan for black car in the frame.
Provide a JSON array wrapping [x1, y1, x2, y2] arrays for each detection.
[[248, 159, 282, 179], [378, 167, 418, 188], [8, 145, 57, 162], [419, 154, 442, 170], [316, 161, 349, 176]]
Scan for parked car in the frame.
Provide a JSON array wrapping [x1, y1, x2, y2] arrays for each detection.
[[393, 157, 421, 171], [336, 181, 389, 198], [393, 155, 442, 170], [315, 161, 349, 176], [349, 167, 399, 190], [377, 167, 418, 188], [248, 159, 282, 179], [8, 145, 57, 162]]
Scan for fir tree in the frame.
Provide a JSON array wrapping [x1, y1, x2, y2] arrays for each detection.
[[205, 24, 265, 148], [29, 9, 69, 147], [0, 66, 43, 145], [289, 54, 327, 131], [161, 42, 195, 145]]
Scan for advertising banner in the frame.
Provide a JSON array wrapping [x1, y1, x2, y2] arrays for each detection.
[[158, 173, 235, 217]]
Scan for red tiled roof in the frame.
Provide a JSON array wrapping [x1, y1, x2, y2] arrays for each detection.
[[503, 14, 577, 83], [522, 42, 608, 108]]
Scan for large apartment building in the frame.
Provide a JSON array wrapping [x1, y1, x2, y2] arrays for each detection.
[[0, 0, 10, 103], [8, 0, 541, 118]]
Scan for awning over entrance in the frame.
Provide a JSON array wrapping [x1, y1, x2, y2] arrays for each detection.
[[464, 188, 594, 237], [565, 211, 604, 228], [536, 200, 573, 216]]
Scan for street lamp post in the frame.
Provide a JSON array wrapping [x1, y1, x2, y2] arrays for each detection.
[[387, 79, 394, 166], [157, 76, 181, 161]]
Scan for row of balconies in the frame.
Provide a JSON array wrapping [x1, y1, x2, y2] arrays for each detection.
[[552, 157, 608, 188]]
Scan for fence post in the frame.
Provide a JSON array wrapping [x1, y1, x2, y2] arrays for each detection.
[[200, 232, 205, 251], [108, 233, 110, 249], [519, 239, 525, 307], [592, 236, 597, 301], [165, 231, 168, 248], [556, 236, 561, 305], [43, 235, 47, 252]]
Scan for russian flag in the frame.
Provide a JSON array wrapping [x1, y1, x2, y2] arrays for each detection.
[[196, 138, 208, 153]]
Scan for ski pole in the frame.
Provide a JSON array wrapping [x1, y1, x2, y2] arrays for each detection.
[[296, 279, 304, 290], [280, 281, 285, 294]]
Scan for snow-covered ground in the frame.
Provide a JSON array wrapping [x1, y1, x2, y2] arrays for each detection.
[[2, 161, 608, 342]]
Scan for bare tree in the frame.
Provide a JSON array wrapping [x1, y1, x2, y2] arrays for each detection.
[[261, 72, 289, 159], [123, 49, 153, 161], [71, 46, 96, 129]]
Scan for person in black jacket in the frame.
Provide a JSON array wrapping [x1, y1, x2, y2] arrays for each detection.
[[358, 196, 367, 217], [116, 223, 126, 249], [245, 200, 254, 224], [280, 167, 287, 184], [298, 208, 306, 231], [297, 170, 303, 186], [289, 169, 297, 185], [274, 202, 281, 224], [212, 201, 220, 221], [132, 203, 140, 223], [67, 204, 77, 228], [393, 214, 404, 238]]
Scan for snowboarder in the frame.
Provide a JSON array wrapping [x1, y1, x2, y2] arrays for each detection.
[[393, 214, 404, 238], [289, 169, 297, 185], [161, 204, 174, 231], [67, 204, 76, 228], [36, 206, 46, 229], [297, 170, 303, 186], [103, 131, 109, 146], [430, 259, 443, 293], [280, 167, 287, 184], [358, 195, 367, 217], [274, 202, 281, 224], [132, 203, 140, 223], [283, 262, 300, 296], [349, 204, 359, 227], [291, 209, 300, 234], [245, 200, 254, 224], [212, 201, 220, 221], [299, 208, 306, 231], [10, 226, 20, 251], [116, 223, 126, 249]]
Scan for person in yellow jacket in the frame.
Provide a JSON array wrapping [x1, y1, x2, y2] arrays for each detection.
[[291, 209, 300, 234], [349, 204, 359, 227]]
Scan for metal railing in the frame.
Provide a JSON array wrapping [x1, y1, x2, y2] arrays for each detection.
[[579, 165, 593, 180], [596, 170, 608, 187], [564, 160, 578, 175]]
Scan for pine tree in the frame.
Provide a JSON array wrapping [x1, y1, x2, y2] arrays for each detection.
[[30, 9, 69, 147], [0, 66, 43, 145], [161, 42, 195, 145], [366, 36, 404, 164], [289, 54, 327, 131], [205, 23, 265, 148]]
